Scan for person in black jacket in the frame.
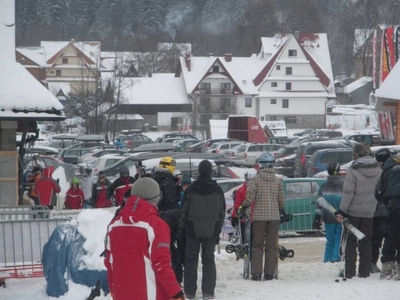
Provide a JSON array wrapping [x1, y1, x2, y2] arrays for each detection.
[[152, 157, 179, 211], [179, 160, 226, 300]]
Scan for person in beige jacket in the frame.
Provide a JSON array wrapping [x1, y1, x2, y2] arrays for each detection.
[[241, 152, 284, 281]]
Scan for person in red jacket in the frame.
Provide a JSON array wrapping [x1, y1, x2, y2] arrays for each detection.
[[231, 170, 257, 243], [64, 177, 84, 209], [92, 171, 112, 208], [104, 177, 185, 300], [107, 166, 135, 206], [34, 168, 61, 209]]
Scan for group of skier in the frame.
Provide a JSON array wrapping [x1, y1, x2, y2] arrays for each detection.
[[317, 143, 400, 280]]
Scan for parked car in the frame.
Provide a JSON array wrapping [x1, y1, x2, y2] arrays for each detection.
[[234, 143, 284, 167], [279, 178, 326, 233], [316, 130, 343, 138], [268, 137, 296, 144], [293, 129, 314, 136], [216, 178, 245, 193], [156, 133, 197, 143], [186, 140, 208, 153], [173, 139, 200, 152], [56, 144, 106, 164], [273, 153, 296, 178], [344, 133, 382, 146], [78, 149, 127, 163], [206, 141, 243, 154], [306, 148, 354, 177], [203, 138, 239, 153], [220, 143, 246, 164], [78, 154, 127, 175], [122, 133, 153, 149], [293, 141, 351, 178]]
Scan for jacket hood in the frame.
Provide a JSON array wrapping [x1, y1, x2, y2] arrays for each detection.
[[383, 156, 400, 171], [351, 156, 380, 177], [258, 168, 276, 182], [153, 168, 175, 181], [119, 195, 159, 224], [326, 175, 342, 186], [190, 174, 219, 196]]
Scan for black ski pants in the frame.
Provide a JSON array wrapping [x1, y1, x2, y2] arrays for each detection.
[[184, 233, 218, 297], [344, 216, 373, 278], [381, 209, 400, 263], [371, 216, 388, 264]]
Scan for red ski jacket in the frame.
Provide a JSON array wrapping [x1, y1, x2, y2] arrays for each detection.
[[108, 176, 135, 206], [34, 177, 61, 206], [64, 188, 84, 209], [104, 195, 182, 300]]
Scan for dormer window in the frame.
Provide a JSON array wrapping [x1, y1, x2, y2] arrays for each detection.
[[288, 49, 297, 57], [212, 65, 219, 72], [62, 58, 68, 64], [286, 67, 292, 75], [276, 65, 281, 70]]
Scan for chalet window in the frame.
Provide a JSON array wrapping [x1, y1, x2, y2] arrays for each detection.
[[286, 82, 292, 90], [285, 116, 297, 123], [56, 70, 61, 76], [200, 83, 211, 94], [212, 65, 219, 72], [62, 58, 68, 64], [221, 83, 231, 94], [260, 116, 265, 121], [271, 82, 277, 87], [282, 99, 289, 108], [270, 99, 276, 104], [276, 65, 281, 70], [270, 116, 277, 121], [288, 49, 297, 57], [245, 98, 252, 107], [220, 97, 231, 110], [286, 67, 292, 75], [199, 98, 211, 110]]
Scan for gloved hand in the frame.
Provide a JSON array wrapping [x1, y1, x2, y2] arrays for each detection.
[[236, 206, 247, 220], [230, 217, 239, 228], [171, 290, 185, 299]]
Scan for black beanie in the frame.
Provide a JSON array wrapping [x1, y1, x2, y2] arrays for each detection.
[[198, 160, 212, 175]]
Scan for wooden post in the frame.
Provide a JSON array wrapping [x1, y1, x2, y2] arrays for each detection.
[[397, 102, 400, 145]]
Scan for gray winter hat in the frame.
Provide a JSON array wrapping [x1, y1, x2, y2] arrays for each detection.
[[131, 177, 160, 203]]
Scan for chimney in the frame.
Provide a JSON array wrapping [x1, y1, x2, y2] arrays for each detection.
[[185, 53, 191, 72], [0, 0, 16, 64], [209, 53, 213, 57], [225, 53, 232, 62]]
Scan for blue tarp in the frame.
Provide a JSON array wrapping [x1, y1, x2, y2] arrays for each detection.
[[42, 222, 109, 297]]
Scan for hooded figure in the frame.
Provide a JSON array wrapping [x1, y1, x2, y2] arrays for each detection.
[[104, 177, 184, 300], [338, 142, 381, 279]]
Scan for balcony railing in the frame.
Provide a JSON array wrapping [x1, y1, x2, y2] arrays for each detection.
[[197, 88, 234, 95]]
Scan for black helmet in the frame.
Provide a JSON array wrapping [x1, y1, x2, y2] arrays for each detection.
[[119, 166, 129, 177], [375, 148, 391, 164], [326, 161, 340, 176]]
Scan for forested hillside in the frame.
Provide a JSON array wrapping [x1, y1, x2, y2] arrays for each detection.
[[15, 0, 400, 77]]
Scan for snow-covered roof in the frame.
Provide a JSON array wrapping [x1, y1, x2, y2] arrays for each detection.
[[343, 77, 372, 94], [0, 1, 64, 121], [120, 75, 190, 105], [16, 47, 48, 66], [260, 35, 290, 56], [100, 51, 138, 73], [375, 61, 400, 110], [48, 82, 71, 96]]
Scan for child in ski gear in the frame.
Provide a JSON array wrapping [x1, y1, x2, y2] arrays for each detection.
[[317, 162, 343, 263], [232, 170, 257, 244], [92, 171, 112, 208], [107, 166, 135, 206], [104, 177, 185, 300], [34, 168, 61, 209], [28, 166, 42, 205], [179, 160, 225, 299], [152, 156, 179, 211], [241, 152, 284, 281], [77, 166, 93, 208], [178, 176, 192, 207], [336, 143, 381, 278], [113, 138, 124, 150], [64, 177, 84, 209], [379, 151, 400, 279]]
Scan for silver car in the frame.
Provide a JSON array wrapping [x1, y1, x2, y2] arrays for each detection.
[[234, 143, 284, 167]]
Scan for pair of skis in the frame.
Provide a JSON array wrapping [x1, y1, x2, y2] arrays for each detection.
[[317, 197, 366, 282]]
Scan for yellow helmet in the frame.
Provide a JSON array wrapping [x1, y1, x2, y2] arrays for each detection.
[[159, 156, 176, 173]]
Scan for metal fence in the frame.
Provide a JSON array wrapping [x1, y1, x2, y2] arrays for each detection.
[[0, 205, 50, 220], [0, 218, 69, 280]]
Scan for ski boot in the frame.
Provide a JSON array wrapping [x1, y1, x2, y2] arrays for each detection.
[[380, 261, 395, 279]]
